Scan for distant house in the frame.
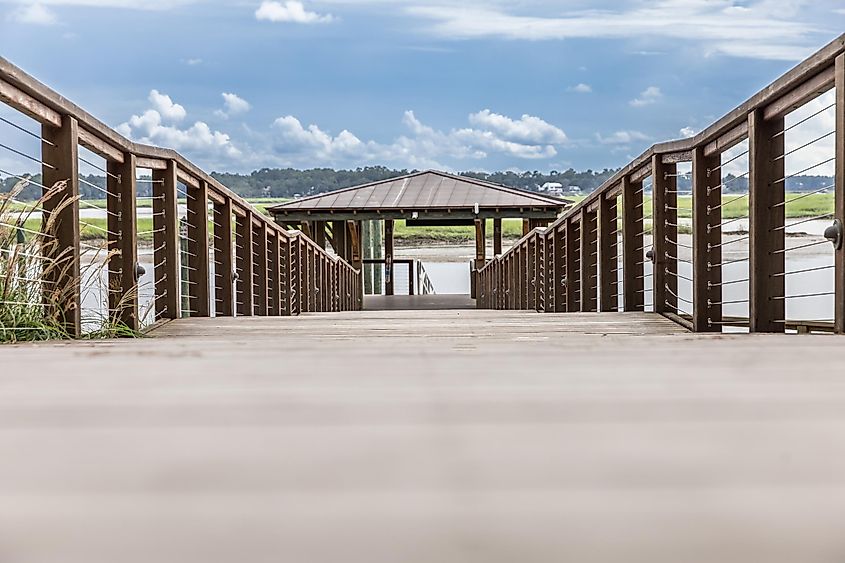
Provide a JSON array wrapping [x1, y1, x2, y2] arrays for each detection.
[[540, 182, 566, 196], [565, 185, 583, 195]]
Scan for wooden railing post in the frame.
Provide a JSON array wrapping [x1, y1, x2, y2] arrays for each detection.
[[517, 246, 529, 310], [106, 152, 138, 330], [268, 231, 280, 316], [186, 180, 210, 317], [528, 235, 537, 310], [835, 54, 845, 334], [550, 225, 563, 312], [580, 208, 598, 312], [749, 109, 786, 332], [652, 157, 677, 315], [254, 223, 268, 316], [541, 234, 551, 312], [303, 244, 312, 312], [153, 160, 181, 320], [565, 217, 580, 312], [297, 236, 306, 313], [235, 212, 254, 316], [692, 147, 723, 332], [599, 194, 618, 312], [289, 234, 301, 315], [41, 115, 81, 336], [622, 176, 645, 312], [279, 234, 291, 316], [212, 197, 234, 317]]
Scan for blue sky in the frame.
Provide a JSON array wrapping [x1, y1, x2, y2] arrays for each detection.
[[1, 0, 844, 174]]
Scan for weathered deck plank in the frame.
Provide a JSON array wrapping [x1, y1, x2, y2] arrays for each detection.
[[1, 311, 844, 563]]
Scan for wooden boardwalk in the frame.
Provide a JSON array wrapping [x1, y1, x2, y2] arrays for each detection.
[[2, 310, 845, 562]]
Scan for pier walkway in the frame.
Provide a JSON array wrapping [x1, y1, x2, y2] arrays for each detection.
[[2, 310, 845, 562]]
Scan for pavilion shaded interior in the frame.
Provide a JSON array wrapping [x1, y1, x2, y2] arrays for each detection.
[[269, 170, 571, 297]]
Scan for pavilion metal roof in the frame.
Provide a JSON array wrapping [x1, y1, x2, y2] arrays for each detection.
[[269, 171, 570, 220]]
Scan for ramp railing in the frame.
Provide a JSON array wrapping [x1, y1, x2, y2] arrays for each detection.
[[0, 57, 361, 340], [479, 34, 845, 334]]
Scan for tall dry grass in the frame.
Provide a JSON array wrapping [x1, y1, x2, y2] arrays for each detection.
[[1, 177, 142, 343]]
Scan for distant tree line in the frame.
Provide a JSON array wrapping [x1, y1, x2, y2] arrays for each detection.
[[3, 166, 834, 201], [210, 166, 625, 198]]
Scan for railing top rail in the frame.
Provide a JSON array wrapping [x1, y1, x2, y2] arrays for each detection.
[[546, 32, 845, 231]]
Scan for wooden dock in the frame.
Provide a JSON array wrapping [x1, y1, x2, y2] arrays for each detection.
[[2, 310, 845, 562]]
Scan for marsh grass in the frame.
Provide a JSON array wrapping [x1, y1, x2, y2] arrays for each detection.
[[1, 179, 142, 343]]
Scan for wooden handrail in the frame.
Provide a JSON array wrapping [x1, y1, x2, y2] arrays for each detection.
[[0, 57, 363, 336], [477, 34, 845, 334]]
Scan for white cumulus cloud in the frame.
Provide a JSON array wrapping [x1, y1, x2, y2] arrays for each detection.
[[596, 130, 650, 145], [255, 1, 333, 23], [569, 83, 593, 94], [630, 86, 663, 107], [117, 90, 241, 169], [407, 0, 828, 61], [272, 115, 366, 159], [215, 92, 251, 119], [468, 109, 567, 146], [10, 3, 57, 25], [148, 90, 187, 122], [262, 108, 568, 169]]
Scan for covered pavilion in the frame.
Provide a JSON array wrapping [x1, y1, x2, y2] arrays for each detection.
[[268, 170, 571, 297]]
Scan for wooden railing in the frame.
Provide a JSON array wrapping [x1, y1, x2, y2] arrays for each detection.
[[479, 34, 845, 334], [0, 57, 361, 338]]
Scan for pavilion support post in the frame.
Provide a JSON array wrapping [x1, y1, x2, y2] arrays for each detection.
[[212, 197, 234, 317], [186, 180, 210, 317], [349, 221, 363, 308], [299, 221, 312, 241], [522, 219, 530, 237], [835, 54, 845, 334], [41, 115, 81, 336], [332, 220, 348, 261], [106, 152, 138, 330], [313, 221, 327, 250], [473, 218, 486, 299], [652, 157, 677, 315], [372, 220, 383, 294], [493, 218, 503, 255], [361, 220, 372, 295], [692, 147, 723, 332], [599, 194, 618, 312], [385, 219, 395, 296], [622, 176, 645, 312], [749, 109, 786, 333], [153, 161, 181, 320]]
